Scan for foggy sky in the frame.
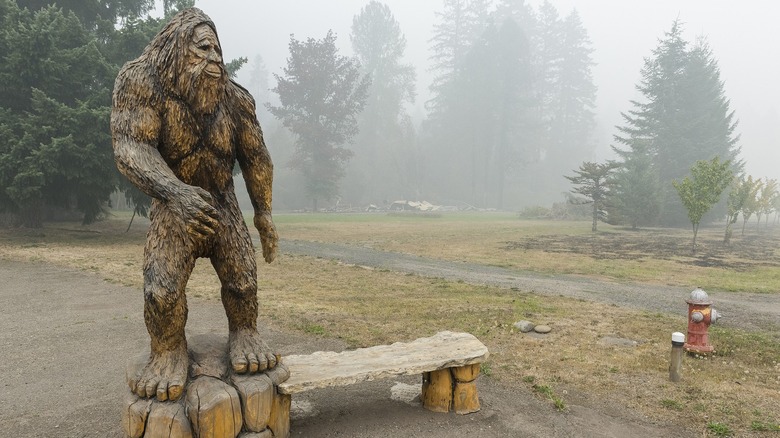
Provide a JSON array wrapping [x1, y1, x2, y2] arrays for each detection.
[[197, 0, 780, 181]]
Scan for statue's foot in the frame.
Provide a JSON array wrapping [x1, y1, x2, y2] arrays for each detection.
[[229, 329, 278, 374], [129, 347, 188, 402]]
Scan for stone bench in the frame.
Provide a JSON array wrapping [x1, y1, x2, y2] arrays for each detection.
[[122, 331, 488, 438], [279, 331, 489, 413]]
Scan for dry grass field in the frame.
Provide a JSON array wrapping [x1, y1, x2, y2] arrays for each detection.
[[1, 212, 778, 437]]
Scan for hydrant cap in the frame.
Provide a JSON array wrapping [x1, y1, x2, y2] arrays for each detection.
[[687, 287, 711, 304]]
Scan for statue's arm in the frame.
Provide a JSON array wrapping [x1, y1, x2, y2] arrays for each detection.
[[111, 69, 218, 236], [233, 85, 277, 262]]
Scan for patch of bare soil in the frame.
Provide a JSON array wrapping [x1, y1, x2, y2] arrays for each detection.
[[504, 228, 780, 270]]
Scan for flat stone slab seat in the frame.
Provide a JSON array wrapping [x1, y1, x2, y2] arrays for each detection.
[[279, 331, 489, 415]]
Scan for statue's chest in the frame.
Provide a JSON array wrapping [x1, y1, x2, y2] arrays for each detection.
[[159, 99, 234, 164]]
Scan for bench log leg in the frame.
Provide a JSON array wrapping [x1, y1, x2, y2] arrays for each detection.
[[452, 364, 481, 414], [421, 364, 481, 415], [421, 369, 453, 412]]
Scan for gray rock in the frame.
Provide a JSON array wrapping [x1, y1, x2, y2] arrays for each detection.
[[533, 325, 552, 334], [513, 320, 535, 333]]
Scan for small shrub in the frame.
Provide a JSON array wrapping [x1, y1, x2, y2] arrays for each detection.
[[518, 205, 551, 219]]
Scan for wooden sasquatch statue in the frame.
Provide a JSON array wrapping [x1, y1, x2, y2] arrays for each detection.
[[111, 8, 279, 402]]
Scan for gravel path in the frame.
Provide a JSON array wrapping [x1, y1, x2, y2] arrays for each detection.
[[280, 239, 780, 334]]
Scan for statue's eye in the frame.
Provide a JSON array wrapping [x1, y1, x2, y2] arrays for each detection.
[[199, 44, 211, 51]]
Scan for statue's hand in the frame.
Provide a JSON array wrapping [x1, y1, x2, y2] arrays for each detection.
[[254, 211, 278, 263], [171, 185, 220, 238]]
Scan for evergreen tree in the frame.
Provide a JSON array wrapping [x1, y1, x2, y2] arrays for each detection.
[[246, 54, 271, 121], [611, 139, 661, 229], [0, 0, 201, 226], [493, 0, 536, 34], [427, 0, 489, 114], [267, 31, 370, 211], [0, 2, 116, 226], [424, 0, 548, 208], [545, 10, 596, 180], [565, 161, 618, 232], [348, 1, 417, 204], [614, 21, 741, 226]]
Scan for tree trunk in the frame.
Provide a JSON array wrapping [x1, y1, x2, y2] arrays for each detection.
[[724, 215, 734, 244], [592, 204, 598, 232], [126, 209, 137, 233], [692, 223, 699, 254], [19, 200, 44, 228]]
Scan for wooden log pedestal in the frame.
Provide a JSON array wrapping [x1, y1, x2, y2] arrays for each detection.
[[123, 331, 488, 438], [122, 334, 291, 438]]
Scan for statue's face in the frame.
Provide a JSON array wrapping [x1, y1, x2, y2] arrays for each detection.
[[188, 24, 223, 80]]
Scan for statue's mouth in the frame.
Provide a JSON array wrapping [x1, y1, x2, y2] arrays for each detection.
[[204, 64, 222, 78]]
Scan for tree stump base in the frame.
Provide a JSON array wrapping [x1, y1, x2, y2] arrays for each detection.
[[122, 334, 291, 438]]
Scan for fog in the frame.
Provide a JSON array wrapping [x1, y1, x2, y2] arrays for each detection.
[[196, 0, 780, 210]]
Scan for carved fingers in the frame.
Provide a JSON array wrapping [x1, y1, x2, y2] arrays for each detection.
[[254, 212, 278, 263], [176, 185, 220, 238]]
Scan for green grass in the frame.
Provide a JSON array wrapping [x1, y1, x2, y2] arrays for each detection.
[[532, 384, 566, 412], [706, 422, 733, 437], [751, 420, 780, 431]]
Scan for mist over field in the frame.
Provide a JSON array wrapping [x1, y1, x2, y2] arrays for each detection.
[[194, 1, 779, 213], [2, 0, 778, 228]]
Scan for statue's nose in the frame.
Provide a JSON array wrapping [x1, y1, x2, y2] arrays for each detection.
[[208, 50, 221, 64]]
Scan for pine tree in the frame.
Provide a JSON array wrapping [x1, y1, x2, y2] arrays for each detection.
[[0, 2, 116, 226], [348, 1, 417, 204], [538, 8, 597, 200], [613, 21, 741, 226], [565, 161, 618, 232]]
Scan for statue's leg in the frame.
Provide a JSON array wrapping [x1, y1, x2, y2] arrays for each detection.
[[211, 193, 278, 374], [130, 204, 196, 401]]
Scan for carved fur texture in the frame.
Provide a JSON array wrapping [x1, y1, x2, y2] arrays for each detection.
[[110, 8, 279, 402]]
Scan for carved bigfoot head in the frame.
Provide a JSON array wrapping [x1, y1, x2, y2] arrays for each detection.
[[146, 8, 228, 115]]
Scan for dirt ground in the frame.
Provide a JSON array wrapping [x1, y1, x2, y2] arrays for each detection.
[[0, 259, 696, 438]]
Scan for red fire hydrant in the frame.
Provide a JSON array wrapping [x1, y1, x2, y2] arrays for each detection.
[[684, 287, 720, 354]]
